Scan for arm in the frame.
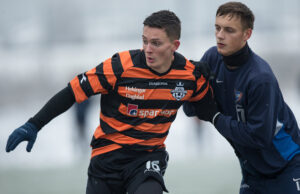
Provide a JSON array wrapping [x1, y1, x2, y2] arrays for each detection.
[[29, 85, 76, 129], [215, 82, 276, 149], [183, 86, 220, 125], [6, 52, 123, 152], [183, 60, 220, 124], [6, 86, 75, 152]]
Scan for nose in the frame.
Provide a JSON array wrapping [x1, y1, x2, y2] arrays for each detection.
[[144, 43, 153, 53], [216, 29, 225, 40]]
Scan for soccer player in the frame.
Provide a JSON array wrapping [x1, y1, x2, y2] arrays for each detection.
[[6, 10, 211, 194], [183, 2, 300, 194]]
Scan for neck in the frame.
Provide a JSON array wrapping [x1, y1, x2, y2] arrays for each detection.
[[222, 43, 250, 69], [152, 55, 174, 74]]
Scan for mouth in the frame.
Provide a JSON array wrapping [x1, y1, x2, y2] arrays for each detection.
[[146, 56, 155, 64], [217, 42, 225, 48]]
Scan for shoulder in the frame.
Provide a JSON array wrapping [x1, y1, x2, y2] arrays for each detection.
[[174, 51, 190, 66], [111, 49, 142, 64], [173, 52, 205, 80], [247, 50, 277, 87], [172, 51, 196, 72], [201, 46, 222, 68], [202, 46, 221, 60], [110, 49, 143, 72]]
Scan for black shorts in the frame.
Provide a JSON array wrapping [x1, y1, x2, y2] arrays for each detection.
[[87, 148, 169, 194]]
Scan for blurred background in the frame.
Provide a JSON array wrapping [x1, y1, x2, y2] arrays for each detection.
[[1, 0, 300, 193]]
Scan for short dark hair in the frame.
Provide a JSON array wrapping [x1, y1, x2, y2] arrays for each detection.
[[143, 10, 181, 40], [216, 2, 255, 30]]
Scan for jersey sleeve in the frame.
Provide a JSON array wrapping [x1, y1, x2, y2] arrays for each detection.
[[215, 80, 277, 149], [69, 54, 120, 103], [28, 86, 75, 130], [188, 61, 210, 102]]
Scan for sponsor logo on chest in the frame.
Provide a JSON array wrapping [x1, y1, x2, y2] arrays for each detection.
[[126, 103, 176, 118], [125, 86, 145, 100]]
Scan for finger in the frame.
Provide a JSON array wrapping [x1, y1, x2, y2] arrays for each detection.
[[6, 135, 15, 152], [26, 140, 35, 152], [6, 138, 12, 152], [6, 135, 19, 152], [6, 136, 23, 152]]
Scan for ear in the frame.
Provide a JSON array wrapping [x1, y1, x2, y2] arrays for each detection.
[[243, 28, 252, 41], [172, 40, 180, 51]]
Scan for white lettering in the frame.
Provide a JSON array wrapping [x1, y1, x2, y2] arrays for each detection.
[[126, 94, 144, 100], [125, 86, 146, 94], [293, 178, 300, 191], [236, 104, 246, 123], [149, 82, 168, 86], [138, 109, 176, 118]]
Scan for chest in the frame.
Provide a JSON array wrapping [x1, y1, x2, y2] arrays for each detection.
[[115, 78, 195, 105], [213, 65, 249, 119]]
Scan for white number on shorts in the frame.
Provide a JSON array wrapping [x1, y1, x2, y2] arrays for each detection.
[[145, 160, 160, 174]]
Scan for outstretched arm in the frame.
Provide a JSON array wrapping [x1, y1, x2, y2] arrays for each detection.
[[6, 86, 76, 152]]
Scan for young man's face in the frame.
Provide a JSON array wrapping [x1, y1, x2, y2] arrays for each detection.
[[142, 26, 180, 73], [215, 14, 252, 56]]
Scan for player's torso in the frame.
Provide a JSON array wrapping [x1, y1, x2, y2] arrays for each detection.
[[212, 60, 251, 122], [100, 50, 198, 127]]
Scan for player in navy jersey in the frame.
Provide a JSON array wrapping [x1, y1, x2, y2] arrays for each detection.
[[184, 2, 300, 194], [5, 10, 211, 194]]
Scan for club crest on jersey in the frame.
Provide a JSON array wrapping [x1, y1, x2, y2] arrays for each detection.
[[235, 90, 243, 102], [171, 82, 187, 101], [127, 104, 138, 116]]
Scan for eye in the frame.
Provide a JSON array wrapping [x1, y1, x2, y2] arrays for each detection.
[[151, 40, 161, 47], [225, 27, 235, 33], [143, 39, 148, 45], [215, 25, 221, 32]]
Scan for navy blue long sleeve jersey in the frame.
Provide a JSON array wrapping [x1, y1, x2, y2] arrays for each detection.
[[200, 46, 300, 176]]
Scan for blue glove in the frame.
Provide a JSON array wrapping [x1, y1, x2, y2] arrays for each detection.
[[6, 122, 38, 152]]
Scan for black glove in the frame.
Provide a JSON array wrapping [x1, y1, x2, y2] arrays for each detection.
[[183, 101, 197, 117], [6, 122, 38, 152], [191, 61, 215, 81], [184, 88, 220, 125]]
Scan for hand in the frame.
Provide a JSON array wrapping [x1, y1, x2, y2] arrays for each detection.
[[183, 101, 197, 117], [6, 122, 38, 152], [191, 61, 214, 81], [186, 87, 220, 125]]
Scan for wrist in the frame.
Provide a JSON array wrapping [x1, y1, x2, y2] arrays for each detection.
[[27, 118, 42, 131], [212, 112, 221, 126]]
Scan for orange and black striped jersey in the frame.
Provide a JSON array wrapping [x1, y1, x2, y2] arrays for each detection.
[[69, 49, 209, 158]]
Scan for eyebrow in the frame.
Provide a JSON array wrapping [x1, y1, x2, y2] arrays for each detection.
[[142, 36, 161, 41], [215, 24, 234, 29]]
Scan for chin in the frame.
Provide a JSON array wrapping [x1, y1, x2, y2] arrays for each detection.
[[147, 62, 156, 68], [217, 48, 225, 55], [217, 48, 230, 56]]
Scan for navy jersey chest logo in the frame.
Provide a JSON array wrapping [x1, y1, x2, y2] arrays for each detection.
[[171, 82, 187, 101], [235, 90, 243, 102]]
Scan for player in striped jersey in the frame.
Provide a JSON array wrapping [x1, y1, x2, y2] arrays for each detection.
[[6, 10, 215, 194]]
